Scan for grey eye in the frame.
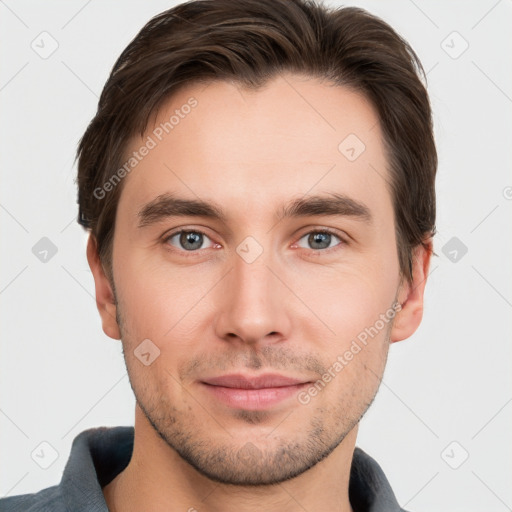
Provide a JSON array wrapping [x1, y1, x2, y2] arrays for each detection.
[[167, 231, 213, 251], [297, 231, 341, 250]]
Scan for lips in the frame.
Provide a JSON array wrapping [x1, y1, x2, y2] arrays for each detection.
[[200, 373, 311, 410], [202, 373, 307, 389]]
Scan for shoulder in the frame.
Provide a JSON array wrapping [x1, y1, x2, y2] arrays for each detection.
[[350, 447, 411, 512], [0, 484, 65, 512], [0, 425, 133, 512]]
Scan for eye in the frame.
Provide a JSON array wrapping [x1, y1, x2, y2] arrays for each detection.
[[165, 230, 216, 252], [295, 229, 345, 251]]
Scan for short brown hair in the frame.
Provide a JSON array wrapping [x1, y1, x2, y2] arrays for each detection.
[[76, 0, 436, 284]]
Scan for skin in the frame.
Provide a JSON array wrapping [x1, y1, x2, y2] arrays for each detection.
[[88, 73, 432, 512]]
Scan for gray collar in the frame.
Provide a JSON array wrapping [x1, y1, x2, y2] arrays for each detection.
[[57, 426, 408, 512]]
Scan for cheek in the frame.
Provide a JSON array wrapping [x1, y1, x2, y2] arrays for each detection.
[[308, 276, 393, 387], [293, 267, 396, 399], [296, 262, 398, 338], [114, 251, 218, 348]]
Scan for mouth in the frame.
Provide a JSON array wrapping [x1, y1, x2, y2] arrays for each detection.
[[200, 373, 312, 410]]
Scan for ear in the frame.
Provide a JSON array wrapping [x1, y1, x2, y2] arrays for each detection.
[[86, 234, 121, 340], [390, 240, 433, 343]]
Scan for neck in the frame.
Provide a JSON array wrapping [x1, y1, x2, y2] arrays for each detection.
[[103, 407, 356, 512]]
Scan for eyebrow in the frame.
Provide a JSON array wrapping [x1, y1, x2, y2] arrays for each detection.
[[137, 192, 372, 228]]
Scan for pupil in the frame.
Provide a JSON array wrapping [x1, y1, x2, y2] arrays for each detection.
[[181, 231, 202, 250], [310, 232, 330, 249]]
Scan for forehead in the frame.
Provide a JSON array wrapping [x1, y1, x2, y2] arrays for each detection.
[[117, 74, 392, 226]]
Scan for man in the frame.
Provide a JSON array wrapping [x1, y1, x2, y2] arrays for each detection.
[[0, 0, 436, 510]]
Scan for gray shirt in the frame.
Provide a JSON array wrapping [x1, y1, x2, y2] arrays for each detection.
[[0, 426, 409, 511]]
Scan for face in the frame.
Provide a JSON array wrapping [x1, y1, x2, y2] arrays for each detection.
[[90, 74, 428, 486]]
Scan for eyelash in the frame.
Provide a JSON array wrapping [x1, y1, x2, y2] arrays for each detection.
[[162, 227, 348, 258]]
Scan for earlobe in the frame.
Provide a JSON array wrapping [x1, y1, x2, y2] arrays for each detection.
[[86, 234, 121, 340], [390, 240, 433, 343]]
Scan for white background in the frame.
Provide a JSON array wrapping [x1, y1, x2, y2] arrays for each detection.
[[1, 1, 511, 510]]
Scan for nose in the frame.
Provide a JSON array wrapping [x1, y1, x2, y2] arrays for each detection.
[[214, 246, 291, 347]]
